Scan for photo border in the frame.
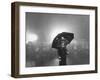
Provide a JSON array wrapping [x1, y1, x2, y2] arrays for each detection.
[[11, 2, 98, 78]]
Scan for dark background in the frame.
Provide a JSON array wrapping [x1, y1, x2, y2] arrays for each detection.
[[26, 12, 90, 67]]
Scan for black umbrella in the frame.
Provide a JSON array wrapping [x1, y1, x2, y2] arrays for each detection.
[[52, 32, 74, 49]]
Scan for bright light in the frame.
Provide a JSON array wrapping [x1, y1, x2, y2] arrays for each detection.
[[50, 28, 67, 43], [26, 33, 38, 43]]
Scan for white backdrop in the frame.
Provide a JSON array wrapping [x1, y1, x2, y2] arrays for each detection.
[[0, 0, 100, 80]]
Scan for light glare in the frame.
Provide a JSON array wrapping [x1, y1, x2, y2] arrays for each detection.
[[50, 28, 67, 43], [26, 33, 38, 43]]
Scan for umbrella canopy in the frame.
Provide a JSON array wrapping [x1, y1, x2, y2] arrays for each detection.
[[52, 32, 74, 49]]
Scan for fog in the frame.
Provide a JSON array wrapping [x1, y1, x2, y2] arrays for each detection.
[[26, 12, 89, 67]]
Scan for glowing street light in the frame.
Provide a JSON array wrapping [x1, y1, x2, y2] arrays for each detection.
[[49, 27, 71, 43], [51, 28, 66, 39], [26, 33, 38, 43]]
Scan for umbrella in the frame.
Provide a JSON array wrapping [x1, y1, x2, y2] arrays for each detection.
[[52, 32, 74, 49]]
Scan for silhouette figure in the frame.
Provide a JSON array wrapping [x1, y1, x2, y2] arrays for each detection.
[[52, 32, 74, 65]]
